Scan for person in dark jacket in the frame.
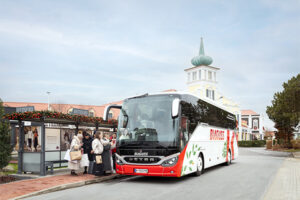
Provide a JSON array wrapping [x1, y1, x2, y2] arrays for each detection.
[[82, 132, 93, 174], [101, 133, 112, 175]]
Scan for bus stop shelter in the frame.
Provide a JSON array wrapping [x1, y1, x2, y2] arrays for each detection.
[[5, 111, 117, 176]]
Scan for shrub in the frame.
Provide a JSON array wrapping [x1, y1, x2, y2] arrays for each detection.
[[266, 140, 272, 149], [238, 140, 266, 147], [0, 99, 12, 170], [272, 144, 281, 150], [291, 140, 300, 149]]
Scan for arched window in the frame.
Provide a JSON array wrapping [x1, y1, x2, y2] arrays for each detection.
[[89, 109, 95, 117], [68, 108, 73, 114]]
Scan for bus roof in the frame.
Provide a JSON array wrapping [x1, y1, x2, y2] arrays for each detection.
[[125, 91, 236, 116]]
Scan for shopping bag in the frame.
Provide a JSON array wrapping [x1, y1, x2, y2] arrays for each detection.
[[95, 155, 102, 164], [64, 149, 71, 161], [70, 150, 82, 161], [80, 154, 89, 168]]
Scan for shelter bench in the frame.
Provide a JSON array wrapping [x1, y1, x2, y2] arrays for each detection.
[[45, 160, 68, 174]]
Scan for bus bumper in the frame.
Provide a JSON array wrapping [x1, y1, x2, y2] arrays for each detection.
[[116, 164, 180, 177]]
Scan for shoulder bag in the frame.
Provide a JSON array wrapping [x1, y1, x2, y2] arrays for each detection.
[[95, 154, 102, 164], [70, 145, 82, 161]]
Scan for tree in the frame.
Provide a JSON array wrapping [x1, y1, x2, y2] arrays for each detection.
[[0, 99, 12, 170], [266, 74, 300, 145]]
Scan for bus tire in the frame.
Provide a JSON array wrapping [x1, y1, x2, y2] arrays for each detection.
[[195, 154, 204, 176], [226, 150, 232, 166]]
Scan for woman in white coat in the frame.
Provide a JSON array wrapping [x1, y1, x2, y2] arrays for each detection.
[[68, 134, 83, 176], [92, 131, 104, 176]]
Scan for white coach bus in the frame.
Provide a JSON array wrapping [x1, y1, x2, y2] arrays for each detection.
[[105, 92, 238, 177]]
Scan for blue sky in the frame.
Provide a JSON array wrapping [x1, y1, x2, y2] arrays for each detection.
[[0, 0, 299, 128]]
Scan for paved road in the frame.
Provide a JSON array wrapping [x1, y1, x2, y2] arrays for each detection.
[[26, 148, 291, 200]]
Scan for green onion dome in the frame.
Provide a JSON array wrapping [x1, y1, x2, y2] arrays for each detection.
[[191, 38, 213, 66]]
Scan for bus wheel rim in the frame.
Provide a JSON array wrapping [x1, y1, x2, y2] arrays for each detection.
[[197, 157, 202, 171]]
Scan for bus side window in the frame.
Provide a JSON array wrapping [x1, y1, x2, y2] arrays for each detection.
[[180, 116, 190, 150], [181, 101, 197, 134]]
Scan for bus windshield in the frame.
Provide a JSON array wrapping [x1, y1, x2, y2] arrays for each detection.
[[117, 95, 179, 148]]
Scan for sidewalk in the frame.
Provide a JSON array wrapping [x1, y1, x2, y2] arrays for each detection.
[[263, 157, 300, 200], [0, 172, 119, 200], [292, 151, 300, 159]]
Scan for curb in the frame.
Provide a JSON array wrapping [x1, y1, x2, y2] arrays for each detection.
[[292, 152, 300, 159], [12, 174, 121, 200]]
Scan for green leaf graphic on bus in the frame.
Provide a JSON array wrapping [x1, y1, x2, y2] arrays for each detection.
[[182, 144, 202, 176], [222, 141, 227, 158]]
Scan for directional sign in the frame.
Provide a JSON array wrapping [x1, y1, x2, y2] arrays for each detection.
[[16, 106, 35, 113], [72, 108, 89, 116]]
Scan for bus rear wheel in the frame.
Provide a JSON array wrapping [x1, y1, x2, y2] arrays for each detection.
[[226, 151, 232, 166], [195, 154, 204, 176]]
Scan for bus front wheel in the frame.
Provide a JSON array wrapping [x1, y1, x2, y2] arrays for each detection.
[[195, 154, 204, 176]]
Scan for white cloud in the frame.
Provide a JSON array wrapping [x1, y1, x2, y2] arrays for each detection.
[[0, 19, 180, 65]]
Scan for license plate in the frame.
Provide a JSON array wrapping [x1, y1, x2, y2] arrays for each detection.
[[134, 169, 148, 173]]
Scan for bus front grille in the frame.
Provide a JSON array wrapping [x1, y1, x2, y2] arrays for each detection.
[[124, 157, 161, 164]]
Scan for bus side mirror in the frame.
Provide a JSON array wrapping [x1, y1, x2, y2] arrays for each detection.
[[103, 104, 122, 121], [172, 98, 180, 118]]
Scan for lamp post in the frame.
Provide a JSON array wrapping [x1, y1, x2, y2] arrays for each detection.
[[47, 91, 50, 111]]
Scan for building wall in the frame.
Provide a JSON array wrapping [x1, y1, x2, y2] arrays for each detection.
[[241, 113, 263, 140]]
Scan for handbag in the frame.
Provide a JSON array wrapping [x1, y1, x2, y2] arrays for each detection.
[[95, 155, 102, 164], [70, 150, 82, 161]]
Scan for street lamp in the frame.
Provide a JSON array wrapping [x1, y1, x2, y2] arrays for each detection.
[[47, 91, 51, 111]]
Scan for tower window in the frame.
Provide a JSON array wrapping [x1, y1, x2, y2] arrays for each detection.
[[198, 70, 201, 80], [188, 73, 191, 82], [192, 71, 197, 81], [208, 71, 212, 80], [214, 72, 216, 81]]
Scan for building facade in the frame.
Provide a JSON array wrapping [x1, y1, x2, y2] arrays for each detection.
[[294, 123, 300, 139], [241, 110, 264, 140]]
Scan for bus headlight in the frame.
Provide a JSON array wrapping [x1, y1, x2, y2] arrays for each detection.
[[116, 157, 124, 165], [161, 156, 178, 167]]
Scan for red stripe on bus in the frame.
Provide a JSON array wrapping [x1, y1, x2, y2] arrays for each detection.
[[226, 130, 230, 162], [177, 144, 188, 177], [231, 132, 235, 160]]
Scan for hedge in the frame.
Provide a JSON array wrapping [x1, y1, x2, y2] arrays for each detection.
[[238, 140, 266, 147]]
